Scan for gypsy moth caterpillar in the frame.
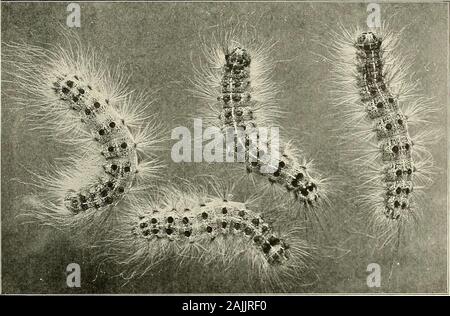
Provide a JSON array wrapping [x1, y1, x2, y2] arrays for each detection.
[[98, 183, 312, 290], [191, 23, 329, 219], [322, 24, 438, 246], [2, 34, 161, 233]]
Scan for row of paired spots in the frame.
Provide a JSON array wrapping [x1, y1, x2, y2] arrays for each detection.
[[53, 74, 138, 214], [268, 157, 318, 204], [217, 47, 320, 205], [355, 32, 415, 220], [136, 203, 289, 264]]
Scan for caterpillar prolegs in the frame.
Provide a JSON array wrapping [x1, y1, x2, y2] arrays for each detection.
[[324, 25, 437, 243], [3, 37, 160, 231], [192, 28, 328, 215]]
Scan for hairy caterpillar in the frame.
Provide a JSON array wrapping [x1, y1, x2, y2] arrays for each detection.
[[2, 35, 160, 232], [98, 184, 312, 290], [322, 25, 437, 245], [191, 25, 328, 220]]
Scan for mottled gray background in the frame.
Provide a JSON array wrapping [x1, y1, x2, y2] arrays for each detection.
[[1, 2, 447, 293]]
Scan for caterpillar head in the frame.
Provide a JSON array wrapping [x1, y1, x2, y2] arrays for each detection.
[[225, 47, 251, 68], [355, 31, 382, 50]]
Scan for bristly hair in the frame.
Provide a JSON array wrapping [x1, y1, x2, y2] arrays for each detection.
[[2, 31, 163, 241], [95, 179, 316, 292], [317, 20, 439, 248], [190, 18, 330, 225]]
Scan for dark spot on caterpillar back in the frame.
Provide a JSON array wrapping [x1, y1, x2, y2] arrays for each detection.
[[262, 243, 271, 254], [269, 236, 280, 246]]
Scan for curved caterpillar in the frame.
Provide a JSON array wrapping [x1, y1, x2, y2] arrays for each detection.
[[191, 26, 328, 216], [55, 73, 139, 214], [323, 25, 437, 244], [98, 185, 312, 290], [3, 36, 160, 232]]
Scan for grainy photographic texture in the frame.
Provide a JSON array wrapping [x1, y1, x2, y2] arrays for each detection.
[[1, 2, 447, 294]]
